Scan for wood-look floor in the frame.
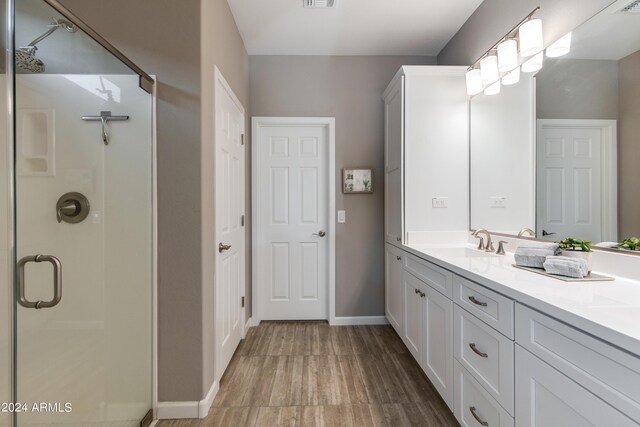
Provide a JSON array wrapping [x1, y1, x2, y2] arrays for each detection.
[[157, 321, 458, 427]]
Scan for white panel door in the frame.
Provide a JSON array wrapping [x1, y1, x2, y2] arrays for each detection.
[[215, 71, 245, 379], [537, 123, 602, 242], [256, 124, 328, 320]]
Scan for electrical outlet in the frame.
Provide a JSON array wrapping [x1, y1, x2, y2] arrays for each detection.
[[432, 197, 448, 208], [490, 197, 507, 208], [337, 210, 346, 223]]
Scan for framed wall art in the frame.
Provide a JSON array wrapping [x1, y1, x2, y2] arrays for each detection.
[[342, 167, 373, 194]]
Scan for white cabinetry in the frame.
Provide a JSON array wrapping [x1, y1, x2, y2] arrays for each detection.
[[383, 75, 404, 246], [401, 268, 454, 410], [515, 345, 637, 427], [382, 66, 468, 247], [385, 243, 404, 334]]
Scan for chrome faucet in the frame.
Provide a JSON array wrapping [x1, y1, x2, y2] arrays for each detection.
[[472, 228, 494, 252], [517, 228, 536, 238]]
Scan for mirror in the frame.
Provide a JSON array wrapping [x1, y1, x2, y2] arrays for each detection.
[[470, 0, 640, 252]]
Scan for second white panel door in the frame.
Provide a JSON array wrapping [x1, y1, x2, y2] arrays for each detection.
[[256, 124, 328, 320]]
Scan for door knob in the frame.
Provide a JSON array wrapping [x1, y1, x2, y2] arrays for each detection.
[[218, 243, 232, 253], [313, 230, 326, 237], [542, 229, 556, 236]]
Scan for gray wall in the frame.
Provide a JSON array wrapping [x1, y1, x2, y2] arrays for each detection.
[[60, 0, 250, 402], [438, 0, 613, 65], [536, 58, 619, 119], [249, 55, 435, 317], [200, 0, 250, 397], [619, 50, 640, 238]]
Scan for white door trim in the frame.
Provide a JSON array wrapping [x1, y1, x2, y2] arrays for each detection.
[[252, 117, 336, 325], [537, 119, 617, 242]]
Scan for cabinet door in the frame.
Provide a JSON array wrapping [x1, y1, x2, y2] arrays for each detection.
[[515, 346, 636, 427], [385, 167, 402, 244], [422, 285, 454, 410], [402, 271, 424, 362], [385, 244, 404, 334], [384, 76, 403, 172], [384, 75, 403, 245]]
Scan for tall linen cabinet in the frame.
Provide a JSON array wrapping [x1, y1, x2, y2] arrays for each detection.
[[382, 66, 468, 410]]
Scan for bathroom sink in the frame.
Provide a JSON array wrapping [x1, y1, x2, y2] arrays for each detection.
[[432, 247, 498, 258]]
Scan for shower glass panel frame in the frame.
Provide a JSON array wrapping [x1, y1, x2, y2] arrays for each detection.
[[3, 0, 156, 426]]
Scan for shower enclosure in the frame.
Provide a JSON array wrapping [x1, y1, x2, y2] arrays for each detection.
[[2, 0, 155, 426]]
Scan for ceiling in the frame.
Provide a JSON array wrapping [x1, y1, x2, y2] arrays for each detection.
[[226, 0, 484, 56]]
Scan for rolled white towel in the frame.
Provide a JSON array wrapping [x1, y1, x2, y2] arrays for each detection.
[[595, 242, 619, 248], [543, 256, 589, 278], [514, 243, 560, 268]]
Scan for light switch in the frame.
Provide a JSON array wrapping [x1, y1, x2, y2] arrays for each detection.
[[490, 197, 506, 208], [337, 210, 346, 223], [432, 197, 448, 208]]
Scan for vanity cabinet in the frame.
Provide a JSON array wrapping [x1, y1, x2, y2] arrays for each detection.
[[383, 66, 468, 247], [401, 269, 454, 409], [385, 243, 404, 334]]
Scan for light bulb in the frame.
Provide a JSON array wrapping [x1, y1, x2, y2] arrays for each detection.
[[484, 80, 501, 96], [519, 18, 543, 57], [465, 69, 483, 96], [497, 39, 518, 72], [502, 66, 520, 85], [522, 51, 544, 73], [480, 55, 499, 85], [546, 32, 572, 58]]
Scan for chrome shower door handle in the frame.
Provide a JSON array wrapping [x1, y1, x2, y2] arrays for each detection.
[[17, 254, 62, 309]]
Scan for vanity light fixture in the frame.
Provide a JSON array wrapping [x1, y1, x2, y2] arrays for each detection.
[[502, 66, 521, 85], [480, 54, 499, 84], [546, 32, 572, 57], [465, 7, 541, 97], [465, 69, 483, 96], [497, 39, 518, 72], [484, 80, 501, 96], [519, 18, 544, 57], [522, 51, 544, 72]]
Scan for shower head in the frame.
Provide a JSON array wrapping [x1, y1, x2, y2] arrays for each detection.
[[16, 18, 78, 73], [15, 47, 45, 73]]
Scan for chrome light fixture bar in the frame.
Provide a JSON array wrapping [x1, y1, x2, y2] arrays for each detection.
[[465, 7, 541, 96]]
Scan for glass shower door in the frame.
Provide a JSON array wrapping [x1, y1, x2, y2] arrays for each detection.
[[12, 1, 153, 426]]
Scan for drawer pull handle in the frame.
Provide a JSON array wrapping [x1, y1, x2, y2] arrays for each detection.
[[469, 343, 488, 358], [468, 296, 488, 307], [469, 406, 489, 426]]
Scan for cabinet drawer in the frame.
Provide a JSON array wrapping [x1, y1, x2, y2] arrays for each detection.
[[516, 304, 640, 423], [454, 275, 514, 338], [515, 345, 637, 427], [454, 361, 514, 427], [454, 305, 514, 414], [403, 253, 453, 298]]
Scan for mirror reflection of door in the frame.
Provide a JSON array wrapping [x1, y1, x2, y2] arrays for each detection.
[[536, 120, 617, 243]]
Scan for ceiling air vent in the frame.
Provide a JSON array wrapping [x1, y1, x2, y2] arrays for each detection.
[[303, 0, 336, 9], [619, 0, 640, 13]]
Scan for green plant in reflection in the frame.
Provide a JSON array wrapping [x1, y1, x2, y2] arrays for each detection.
[[558, 238, 592, 252]]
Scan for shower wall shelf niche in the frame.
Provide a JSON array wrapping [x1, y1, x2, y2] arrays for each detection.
[[17, 108, 56, 177]]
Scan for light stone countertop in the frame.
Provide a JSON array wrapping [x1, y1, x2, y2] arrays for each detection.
[[403, 243, 640, 357]]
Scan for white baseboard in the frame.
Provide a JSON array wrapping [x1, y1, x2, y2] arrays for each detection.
[[244, 316, 253, 336], [157, 380, 219, 420], [330, 316, 389, 326]]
